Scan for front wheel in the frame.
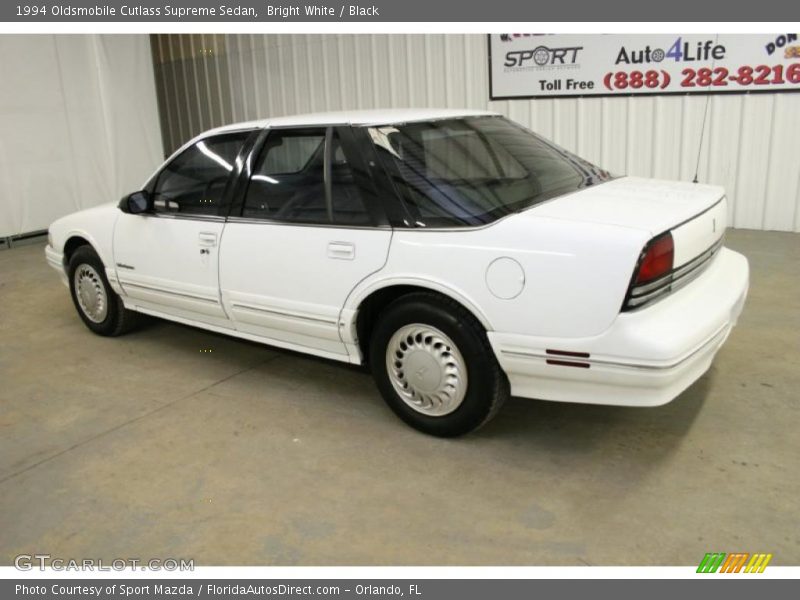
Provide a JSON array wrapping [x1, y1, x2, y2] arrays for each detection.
[[68, 245, 140, 336], [369, 293, 509, 437]]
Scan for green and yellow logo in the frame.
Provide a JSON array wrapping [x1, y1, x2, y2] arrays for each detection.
[[697, 553, 773, 573]]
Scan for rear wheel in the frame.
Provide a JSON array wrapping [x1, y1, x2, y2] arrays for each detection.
[[68, 245, 140, 336], [369, 293, 508, 437]]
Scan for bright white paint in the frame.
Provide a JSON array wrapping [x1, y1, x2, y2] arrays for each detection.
[[0, 35, 163, 238], [264, 108, 498, 127], [219, 221, 392, 361], [45, 112, 750, 409], [489, 247, 748, 406], [113, 215, 231, 328], [215, 34, 800, 232]]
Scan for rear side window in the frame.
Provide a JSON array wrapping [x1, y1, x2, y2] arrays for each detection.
[[262, 133, 324, 175], [330, 134, 372, 225], [369, 116, 611, 227], [244, 128, 326, 222], [243, 128, 372, 226], [153, 131, 251, 216]]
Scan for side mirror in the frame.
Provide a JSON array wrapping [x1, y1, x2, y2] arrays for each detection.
[[119, 190, 152, 215]]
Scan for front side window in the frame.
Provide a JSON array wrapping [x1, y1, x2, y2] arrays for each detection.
[[243, 128, 372, 226], [369, 116, 612, 227], [153, 131, 251, 216]]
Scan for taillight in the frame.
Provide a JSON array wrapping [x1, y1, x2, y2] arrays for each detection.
[[622, 232, 675, 311], [623, 231, 724, 312], [636, 232, 674, 284]]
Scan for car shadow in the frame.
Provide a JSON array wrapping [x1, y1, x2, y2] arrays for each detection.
[[469, 371, 713, 468], [129, 315, 711, 458]]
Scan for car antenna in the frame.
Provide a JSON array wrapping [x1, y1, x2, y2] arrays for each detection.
[[693, 94, 711, 184], [693, 36, 718, 184]]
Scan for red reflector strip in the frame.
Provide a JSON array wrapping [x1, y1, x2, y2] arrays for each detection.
[[546, 359, 590, 369], [546, 349, 590, 358]]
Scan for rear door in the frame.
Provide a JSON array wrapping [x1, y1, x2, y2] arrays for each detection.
[[219, 126, 392, 361], [113, 130, 253, 328]]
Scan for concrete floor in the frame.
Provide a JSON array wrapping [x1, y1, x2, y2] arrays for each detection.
[[0, 229, 798, 566]]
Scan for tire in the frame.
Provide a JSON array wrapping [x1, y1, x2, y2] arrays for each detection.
[[369, 292, 509, 437], [68, 245, 140, 336]]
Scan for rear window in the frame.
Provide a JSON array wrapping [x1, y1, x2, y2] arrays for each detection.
[[369, 116, 612, 227]]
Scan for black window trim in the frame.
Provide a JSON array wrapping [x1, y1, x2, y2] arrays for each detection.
[[349, 126, 409, 228], [228, 125, 391, 230], [143, 128, 260, 222], [324, 127, 334, 223]]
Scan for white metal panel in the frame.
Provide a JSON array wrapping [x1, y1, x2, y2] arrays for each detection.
[[158, 33, 800, 232]]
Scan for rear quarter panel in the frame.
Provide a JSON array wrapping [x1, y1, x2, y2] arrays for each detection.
[[671, 197, 728, 266], [348, 215, 651, 339]]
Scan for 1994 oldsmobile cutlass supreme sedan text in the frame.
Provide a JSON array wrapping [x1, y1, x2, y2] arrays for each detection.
[[46, 109, 749, 436]]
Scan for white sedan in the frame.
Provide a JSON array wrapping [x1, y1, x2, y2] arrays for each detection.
[[46, 109, 749, 436]]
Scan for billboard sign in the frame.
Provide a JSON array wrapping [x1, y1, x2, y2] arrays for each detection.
[[489, 34, 800, 99]]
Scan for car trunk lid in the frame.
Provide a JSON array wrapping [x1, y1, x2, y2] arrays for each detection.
[[528, 175, 727, 266]]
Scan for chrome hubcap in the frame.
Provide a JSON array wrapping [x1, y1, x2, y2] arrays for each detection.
[[385, 324, 467, 417], [74, 264, 108, 323]]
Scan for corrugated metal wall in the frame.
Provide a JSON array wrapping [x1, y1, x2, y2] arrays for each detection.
[[151, 34, 800, 232]]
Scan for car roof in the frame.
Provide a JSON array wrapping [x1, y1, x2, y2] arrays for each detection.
[[206, 108, 500, 135]]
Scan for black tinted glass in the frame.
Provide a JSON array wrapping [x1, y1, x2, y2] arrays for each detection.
[[330, 134, 371, 226], [369, 116, 612, 227], [243, 129, 371, 226], [243, 129, 326, 222], [154, 132, 250, 216]]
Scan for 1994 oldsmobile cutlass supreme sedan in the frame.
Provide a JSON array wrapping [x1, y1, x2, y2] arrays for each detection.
[[46, 109, 749, 436]]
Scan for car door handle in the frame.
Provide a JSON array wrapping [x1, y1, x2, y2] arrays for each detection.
[[198, 232, 217, 247], [327, 241, 355, 260]]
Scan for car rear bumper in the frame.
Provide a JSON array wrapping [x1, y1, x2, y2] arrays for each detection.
[[488, 247, 749, 407]]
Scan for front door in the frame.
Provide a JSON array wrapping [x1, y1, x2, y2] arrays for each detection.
[[219, 127, 392, 360], [113, 130, 253, 328]]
